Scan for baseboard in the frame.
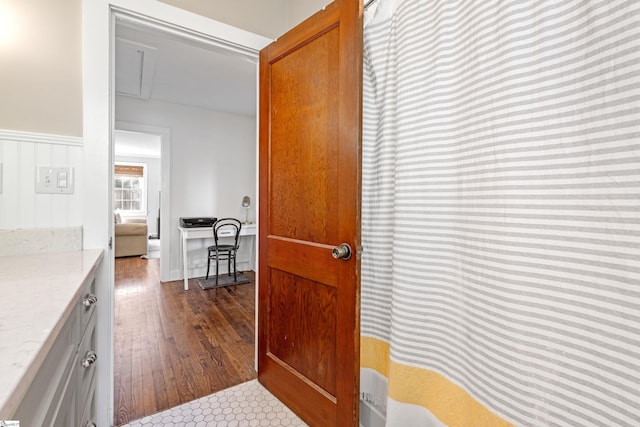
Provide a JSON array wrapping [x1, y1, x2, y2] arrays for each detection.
[[168, 262, 253, 284]]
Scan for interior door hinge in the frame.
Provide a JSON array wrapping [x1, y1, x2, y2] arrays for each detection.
[[109, 237, 113, 249]]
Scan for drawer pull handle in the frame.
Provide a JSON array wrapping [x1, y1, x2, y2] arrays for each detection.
[[82, 294, 98, 307], [81, 351, 97, 368]]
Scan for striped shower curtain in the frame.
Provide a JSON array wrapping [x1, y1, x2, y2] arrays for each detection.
[[360, 0, 640, 426]]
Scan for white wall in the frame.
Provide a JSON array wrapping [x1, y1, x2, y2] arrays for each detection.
[[158, 0, 288, 39], [115, 95, 256, 279], [287, 0, 332, 29], [157, 0, 331, 39], [0, 132, 84, 230], [0, 0, 83, 136], [114, 154, 161, 236]]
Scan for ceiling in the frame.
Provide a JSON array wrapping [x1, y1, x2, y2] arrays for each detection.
[[114, 20, 258, 117]]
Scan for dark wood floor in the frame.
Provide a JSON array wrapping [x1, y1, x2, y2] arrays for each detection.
[[114, 256, 256, 426]]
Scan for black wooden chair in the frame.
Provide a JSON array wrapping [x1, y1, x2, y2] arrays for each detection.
[[205, 218, 242, 284]]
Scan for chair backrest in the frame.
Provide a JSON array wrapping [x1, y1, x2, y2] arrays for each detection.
[[213, 218, 242, 248]]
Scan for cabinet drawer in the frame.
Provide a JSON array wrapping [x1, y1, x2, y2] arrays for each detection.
[[13, 311, 77, 426], [79, 374, 97, 427], [77, 309, 97, 413], [48, 356, 78, 427], [78, 278, 97, 339]]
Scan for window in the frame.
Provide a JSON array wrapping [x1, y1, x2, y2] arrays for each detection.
[[114, 163, 147, 214]]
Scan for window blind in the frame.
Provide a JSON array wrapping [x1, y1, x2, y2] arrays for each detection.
[[114, 164, 144, 177]]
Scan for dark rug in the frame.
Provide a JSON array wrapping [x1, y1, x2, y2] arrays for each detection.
[[196, 272, 251, 290]]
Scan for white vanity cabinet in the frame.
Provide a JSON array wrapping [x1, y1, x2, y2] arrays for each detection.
[[13, 279, 99, 427], [12, 306, 78, 426], [0, 250, 103, 427]]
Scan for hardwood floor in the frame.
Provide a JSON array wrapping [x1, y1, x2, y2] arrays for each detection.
[[114, 256, 256, 426]]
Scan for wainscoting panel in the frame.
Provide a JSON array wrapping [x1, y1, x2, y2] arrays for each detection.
[[0, 130, 84, 230]]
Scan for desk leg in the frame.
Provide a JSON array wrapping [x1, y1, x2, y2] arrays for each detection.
[[182, 232, 189, 290]]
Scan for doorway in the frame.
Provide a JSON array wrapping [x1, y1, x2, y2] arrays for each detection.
[[113, 123, 171, 281], [111, 12, 261, 425], [83, 1, 322, 425]]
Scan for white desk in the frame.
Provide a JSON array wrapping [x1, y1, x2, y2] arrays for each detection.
[[179, 224, 257, 290]]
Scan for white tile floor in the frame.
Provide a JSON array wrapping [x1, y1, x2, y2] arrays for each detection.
[[121, 380, 308, 427]]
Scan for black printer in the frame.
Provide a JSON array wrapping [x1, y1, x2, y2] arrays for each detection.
[[180, 217, 217, 228]]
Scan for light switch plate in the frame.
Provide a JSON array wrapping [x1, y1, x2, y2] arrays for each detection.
[[36, 166, 75, 194]]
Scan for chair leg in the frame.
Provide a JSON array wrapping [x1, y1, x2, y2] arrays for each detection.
[[215, 255, 219, 285], [233, 252, 237, 281], [228, 254, 232, 277], [205, 251, 211, 279]]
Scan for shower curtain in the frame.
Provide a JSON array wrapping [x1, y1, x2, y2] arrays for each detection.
[[360, 0, 640, 426]]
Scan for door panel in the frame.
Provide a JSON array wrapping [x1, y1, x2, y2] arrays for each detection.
[[269, 26, 339, 243], [258, 1, 362, 426], [268, 269, 337, 394]]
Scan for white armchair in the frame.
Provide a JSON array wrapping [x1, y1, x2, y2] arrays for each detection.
[[114, 218, 147, 257]]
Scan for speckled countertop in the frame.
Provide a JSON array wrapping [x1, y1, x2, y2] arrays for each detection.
[[0, 249, 104, 418]]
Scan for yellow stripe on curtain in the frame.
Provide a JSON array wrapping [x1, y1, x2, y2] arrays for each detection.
[[361, 336, 514, 427]]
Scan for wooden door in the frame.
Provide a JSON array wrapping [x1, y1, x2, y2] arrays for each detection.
[[258, 1, 362, 426]]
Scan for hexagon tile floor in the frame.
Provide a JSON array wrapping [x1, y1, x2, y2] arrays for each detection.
[[121, 380, 308, 427]]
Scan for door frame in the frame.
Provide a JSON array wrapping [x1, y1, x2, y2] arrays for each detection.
[[82, 1, 270, 424], [113, 121, 171, 281]]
